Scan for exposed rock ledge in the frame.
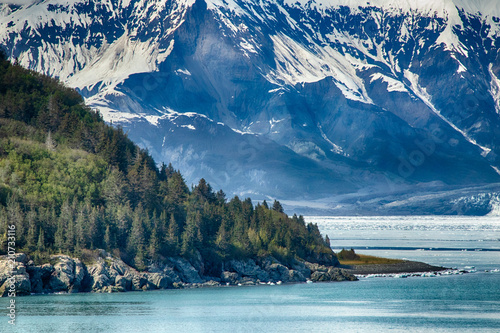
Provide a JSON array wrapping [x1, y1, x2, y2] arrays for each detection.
[[0, 252, 357, 296]]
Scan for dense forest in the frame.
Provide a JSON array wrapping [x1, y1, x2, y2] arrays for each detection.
[[0, 50, 336, 272]]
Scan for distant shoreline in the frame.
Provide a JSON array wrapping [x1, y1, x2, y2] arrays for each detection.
[[340, 260, 447, 275]]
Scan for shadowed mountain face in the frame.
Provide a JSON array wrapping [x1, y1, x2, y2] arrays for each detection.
[[2, 0, 500, 211]]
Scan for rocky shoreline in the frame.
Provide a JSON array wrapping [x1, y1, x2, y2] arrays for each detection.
[[1, 252, 450, 296], [341, 260, 447, 275], [0, 251, 358, 296]]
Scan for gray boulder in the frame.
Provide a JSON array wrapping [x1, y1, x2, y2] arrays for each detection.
[[310, 271, 330, 282], [49, 255, 88, 292], [114, 275, 132, 291], [169, 258, 203, 284], [286, 269, 307, 282], [49, 256, 74, 292], [267, 264, 306, 282], [92, 274, 111, 290], [87, 261, 110, 279], [291, 260, 312, 278], [310, 267, 357, 282], [131, 273, 149, 290], [226, 259, 269, 281], [0, 274, 31, 296], [70, 260, 87, 292], [221, 271, 238, 284], [162, 265, 182, 284], [0, 255, 27, 286], [202, 280, 221, 287], [110, 261, 129, 276], [147, 273, 171, 289]]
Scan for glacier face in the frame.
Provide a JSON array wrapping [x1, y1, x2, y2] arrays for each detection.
[[1, 0, 500, 211]]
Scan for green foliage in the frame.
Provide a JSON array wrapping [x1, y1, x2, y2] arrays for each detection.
[[337, 248, 360, 261], [0, 54, 337, 271]]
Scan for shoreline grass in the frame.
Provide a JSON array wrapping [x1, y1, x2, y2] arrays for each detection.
[[339, 254, 405, 266]]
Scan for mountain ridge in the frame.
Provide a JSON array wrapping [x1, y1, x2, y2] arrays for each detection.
[[2, 0, 500, 213]]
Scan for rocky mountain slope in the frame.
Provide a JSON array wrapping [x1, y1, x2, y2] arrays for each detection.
[[2, 0, 500, 213]]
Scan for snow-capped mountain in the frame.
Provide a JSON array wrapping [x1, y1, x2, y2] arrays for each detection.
[[2, 0, 500, 212]]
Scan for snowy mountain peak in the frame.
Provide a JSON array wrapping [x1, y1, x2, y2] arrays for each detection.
[[1, 0, 500, 205]]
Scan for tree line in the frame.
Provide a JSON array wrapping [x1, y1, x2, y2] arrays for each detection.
[[0, 49, 335, 271]]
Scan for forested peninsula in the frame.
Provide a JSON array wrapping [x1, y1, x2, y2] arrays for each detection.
[[0, 50, 358, 295]]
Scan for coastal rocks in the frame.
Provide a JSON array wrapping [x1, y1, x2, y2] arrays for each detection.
[[114, 275, 132, 291], [290, 260, 312, 278], [0, 274, 31, 296], [202, 280, 221, 287], [131, 273, 155, 291], [0, 251, 358, 297], [26, 264, 54, 294], [221, 271, 239, 284], [225, 259, 270, 281], [49, 256, 89, 292], [0, 254, 31, 296], [168, 257, 203, 284], [26, 266, 44, 294], [261, 257, 307, 283], [88, 260, 113, 291], [91, 274, 111, 290], [148, 273, 170, 289], [307, 264, 358, 282], [87, 254, 185, 292], [221, 257, 311, 284]]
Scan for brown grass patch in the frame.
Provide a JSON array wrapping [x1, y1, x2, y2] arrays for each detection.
[[339, 254, 405, 266]]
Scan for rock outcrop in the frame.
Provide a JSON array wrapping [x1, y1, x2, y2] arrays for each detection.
[[0, 254, 31, 296], [0, 251, 357, 296], [49, 255, 89, 293], [305, 262, 358, 282]]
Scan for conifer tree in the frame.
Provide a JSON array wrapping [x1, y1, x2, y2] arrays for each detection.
[[26, 213, 37, 252], [272, 200, 284, 213], [54, 219, 64, 252], [148, 227, 159, 261], [167, 213, 180, 255], [36, 228, 45, 252]]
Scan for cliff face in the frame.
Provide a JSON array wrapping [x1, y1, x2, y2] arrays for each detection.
[[2, 0, 500, 212], [0, 251, 355, 296]]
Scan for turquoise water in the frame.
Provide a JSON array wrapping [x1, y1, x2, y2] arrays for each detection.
[[2, 216, 500, 332], [3, 273, 500, 332]]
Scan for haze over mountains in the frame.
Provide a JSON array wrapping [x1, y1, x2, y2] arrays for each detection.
[[1, 0, 500, 214]]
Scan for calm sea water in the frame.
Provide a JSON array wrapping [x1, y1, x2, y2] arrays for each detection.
[[2, 216, 499, 333]]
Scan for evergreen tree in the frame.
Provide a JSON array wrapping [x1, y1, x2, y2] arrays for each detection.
[[104, 225, 112, 251], [272, 200, 284, 213], [148, 227, 159, 261], [74, 209, 86, 250], [0, 54, 338, 270], [25, 211, 37, 252], [181, 210, 202, 257], [166, 213, 180, 255], [36, 228, 45, 252], [325, 234, 331, 248], [54, 218, 64, 252]]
